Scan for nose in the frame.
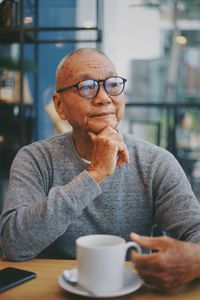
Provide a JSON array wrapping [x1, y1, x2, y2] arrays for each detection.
[[92, 85, 112, 106]]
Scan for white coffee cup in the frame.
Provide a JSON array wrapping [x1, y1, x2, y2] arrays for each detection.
[[76, 234, 141, 295]]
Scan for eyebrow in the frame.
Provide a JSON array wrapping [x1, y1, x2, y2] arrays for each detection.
[[75, 72, 116, 82]]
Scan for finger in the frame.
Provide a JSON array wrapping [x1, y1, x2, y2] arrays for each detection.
[[130, 233, 168, 251], [120, 147, 129, 164], [117, 157, 123, 168], [131, 250, 159, 264], [138, 273, 166, 290], [98, 126, 117, 137], [116, 143, 129, 165], [131, 252, 168, 277], [140, 273, 185, 293], [117, 153, 129, 168]]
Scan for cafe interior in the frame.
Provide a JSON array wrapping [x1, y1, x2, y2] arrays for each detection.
[[0, 0, 200, 298], [1, 0, 200, 206]]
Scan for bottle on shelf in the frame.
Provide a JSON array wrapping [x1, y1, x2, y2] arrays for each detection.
[[0, 0, 18, 28]]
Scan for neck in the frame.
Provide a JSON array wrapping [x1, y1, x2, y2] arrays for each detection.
[[72, 130, 93, 161]]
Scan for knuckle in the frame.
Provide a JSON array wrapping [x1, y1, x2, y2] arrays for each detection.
[[161, 236, 172, 243], [96, 136, 113, 147]]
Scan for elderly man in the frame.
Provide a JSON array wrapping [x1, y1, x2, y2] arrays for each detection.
[[1, 48, 200, 291]]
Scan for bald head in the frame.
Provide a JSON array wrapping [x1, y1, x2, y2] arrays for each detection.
[[55, 48, 114, 91]]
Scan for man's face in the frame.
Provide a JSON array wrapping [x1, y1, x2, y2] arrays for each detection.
[[54, 52, 126, 135]]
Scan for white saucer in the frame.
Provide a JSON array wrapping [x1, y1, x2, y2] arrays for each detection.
[[58, 267, 143, 298]]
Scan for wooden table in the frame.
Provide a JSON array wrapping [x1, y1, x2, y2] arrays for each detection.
[[1, 259, 200, 299]]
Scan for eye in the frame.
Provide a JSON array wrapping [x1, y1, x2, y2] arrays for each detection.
[[109, 82, 121, 88], [79, 84, 92, 92], [78, 80, 98, 92], [106, 79, 122, 90]]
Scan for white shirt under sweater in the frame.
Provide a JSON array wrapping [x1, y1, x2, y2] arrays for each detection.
[[1, 131, 200, 261]]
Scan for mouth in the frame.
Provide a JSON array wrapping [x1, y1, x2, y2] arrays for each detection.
[[91, 112, 115, 117]]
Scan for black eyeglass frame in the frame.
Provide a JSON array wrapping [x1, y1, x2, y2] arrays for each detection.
[[56, 76, 127, 99]]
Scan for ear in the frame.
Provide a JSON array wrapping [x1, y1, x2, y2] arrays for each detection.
[[52, 93, 66, 120]]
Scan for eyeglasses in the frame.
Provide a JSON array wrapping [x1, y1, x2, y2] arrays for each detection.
[[56, 76, 127, 99]]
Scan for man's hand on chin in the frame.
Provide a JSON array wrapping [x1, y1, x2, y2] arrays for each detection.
[[87, 127, 129, 184]]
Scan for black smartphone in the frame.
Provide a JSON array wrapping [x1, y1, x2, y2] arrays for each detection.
[[0, 267, 36, 292]]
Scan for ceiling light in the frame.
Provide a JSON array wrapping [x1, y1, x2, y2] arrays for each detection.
[[23, 17, 33, 24], [55, 43, 64, 48], [82, 20, 94, 28], [176, 35, 187, 45]]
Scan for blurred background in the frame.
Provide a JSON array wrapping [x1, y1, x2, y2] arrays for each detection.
[[0, 0, 200, 211]]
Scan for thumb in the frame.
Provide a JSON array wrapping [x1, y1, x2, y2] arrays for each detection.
[[88, 131, 97, 141]]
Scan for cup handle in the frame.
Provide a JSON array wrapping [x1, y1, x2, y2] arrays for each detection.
[[125, 241, 141, 269], [125, 241, 141, 253]]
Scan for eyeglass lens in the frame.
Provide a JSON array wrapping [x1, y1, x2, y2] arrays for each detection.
[[77, 77, 125, 99], [78, 80, 99, 98], [104, 77, 124, 96]]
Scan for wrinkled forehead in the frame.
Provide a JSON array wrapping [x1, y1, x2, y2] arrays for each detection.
[[57, 52, 117, 86], [56, 51, 118, 89]]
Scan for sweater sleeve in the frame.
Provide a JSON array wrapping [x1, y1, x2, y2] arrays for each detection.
[[152, 149, 200, 243], [0, 146, 102, 261]]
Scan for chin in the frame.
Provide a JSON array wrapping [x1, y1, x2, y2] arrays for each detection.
[[87, 116, 120, 133], [90, 124, 118, 134]]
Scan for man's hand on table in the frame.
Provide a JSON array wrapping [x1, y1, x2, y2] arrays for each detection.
[[87, 127, 129, 184], [130, 232, 200, 292]]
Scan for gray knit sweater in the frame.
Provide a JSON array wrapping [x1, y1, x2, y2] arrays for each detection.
[[1, 132, 200, 261]]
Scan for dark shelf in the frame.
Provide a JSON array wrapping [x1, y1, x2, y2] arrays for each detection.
[[0, 26, 101, 44], [0, 102, 33, 171], [0, 102, 33, 116], [0, 28, 34, 43]]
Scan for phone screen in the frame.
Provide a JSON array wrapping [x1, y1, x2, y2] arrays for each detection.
[[0, 267, 36, 292]]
